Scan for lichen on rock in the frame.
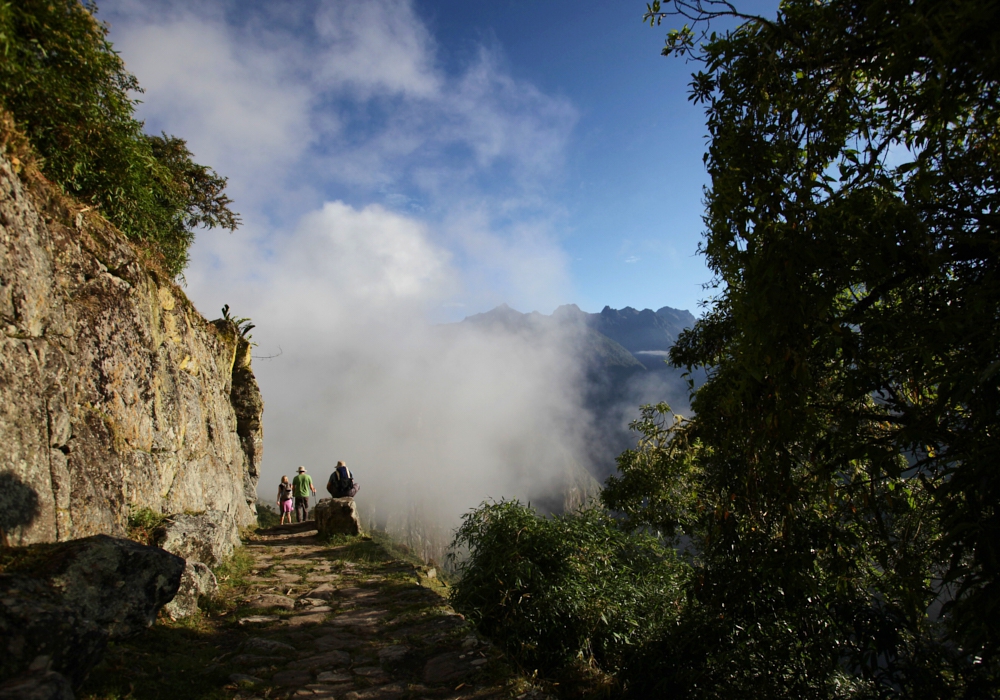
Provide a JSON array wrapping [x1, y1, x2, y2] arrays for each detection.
[[163, 560, 218, 620], [153, 509, 241, 567]]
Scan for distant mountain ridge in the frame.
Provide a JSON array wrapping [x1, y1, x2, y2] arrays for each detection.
[[463, 303, 696, 371], [455, 302, 700, 487]]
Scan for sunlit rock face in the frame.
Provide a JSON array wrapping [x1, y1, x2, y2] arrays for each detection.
[[0, 150, 263, 545]]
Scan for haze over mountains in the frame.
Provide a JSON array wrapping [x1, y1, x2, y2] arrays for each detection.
[[450, 303, 701, 488], [462, 303, 695, 369]]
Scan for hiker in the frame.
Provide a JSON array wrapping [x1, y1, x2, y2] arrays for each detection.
[[292, 466, 316, 522], [327, 460, 360, 498], [277, 475, 293, 525]]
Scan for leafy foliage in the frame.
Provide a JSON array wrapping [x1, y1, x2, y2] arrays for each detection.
[[602, 403, 702, 540], [449, 500, 687, 679], [0, 0, 239, 276], [601, 0, 1000, 697]]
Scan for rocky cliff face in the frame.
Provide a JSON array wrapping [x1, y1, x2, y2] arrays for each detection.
[[0, 142, 262, 546]]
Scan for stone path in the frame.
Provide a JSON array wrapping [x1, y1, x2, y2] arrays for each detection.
[[221, 522, 533, 700]]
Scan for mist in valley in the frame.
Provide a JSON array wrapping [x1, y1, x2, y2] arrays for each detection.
[[188, 201, 691, 563]]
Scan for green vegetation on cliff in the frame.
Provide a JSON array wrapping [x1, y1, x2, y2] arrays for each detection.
[[0, 0, 238, 276]]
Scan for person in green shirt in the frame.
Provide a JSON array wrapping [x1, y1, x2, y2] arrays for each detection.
[[292, 466, 316, 522]]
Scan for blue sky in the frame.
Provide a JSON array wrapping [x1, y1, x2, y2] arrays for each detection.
[[102, 0, 777, 321], [413, 0, 715, 315]]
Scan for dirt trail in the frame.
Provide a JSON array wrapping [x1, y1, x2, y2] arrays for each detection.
[[223, 521, 522, 700], [79, 521, 544, 700]]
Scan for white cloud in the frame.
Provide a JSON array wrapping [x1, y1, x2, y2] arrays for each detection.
[[110, 17, 315, 189], [185, 201, 586, 561], [442, 205, 572, 315], [313, 0, 440, 98], [294, 202, 451, 305], [233, 202, 456, 337], [103, 0, 577, 202], [444, 49, 577, 177]]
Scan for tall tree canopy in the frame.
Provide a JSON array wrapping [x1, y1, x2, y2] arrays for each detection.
[[604, 0, 1000, 696], [0, 0, 238, 276]]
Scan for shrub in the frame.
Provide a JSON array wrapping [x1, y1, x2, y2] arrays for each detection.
[[0, 0, 238, 276], [255, 503, 280, 530], [449, 500, 687, 678]]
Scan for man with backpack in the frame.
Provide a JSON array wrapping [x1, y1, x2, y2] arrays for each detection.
[[327, 460, 359, 498]]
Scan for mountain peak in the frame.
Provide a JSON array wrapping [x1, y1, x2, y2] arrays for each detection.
[[552, 304, 587, 322]]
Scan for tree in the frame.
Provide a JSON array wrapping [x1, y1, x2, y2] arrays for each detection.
[[0, 0, 239, 276], [604, 1, 1000, 696]]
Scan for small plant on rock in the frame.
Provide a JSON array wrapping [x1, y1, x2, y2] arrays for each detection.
[[126, 507, 167, 546], [220, 304, 255, 341]]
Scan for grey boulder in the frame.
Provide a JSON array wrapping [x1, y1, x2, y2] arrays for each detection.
[[314, 498, 361, 537], [153, 509, 240, 567], [0, 535, 184, 687], [163, 560, 218, 619]]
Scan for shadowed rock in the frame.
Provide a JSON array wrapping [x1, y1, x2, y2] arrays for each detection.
[[241, 638, 296, 655], [285, 650, 351, 670], [245, 593, 296, 610], [0, 535, 184, 687], [228, 333, 264, 505], [0, 473, 40, 545], [0, 658, 73, 700], [314, 498, 361, 537], [423, 651, 477, 684]]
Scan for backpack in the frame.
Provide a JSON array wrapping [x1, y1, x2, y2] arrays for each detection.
[[328, 466, 359, 498]]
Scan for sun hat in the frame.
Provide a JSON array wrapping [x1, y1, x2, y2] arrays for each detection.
[[297, 466, 306, 473]]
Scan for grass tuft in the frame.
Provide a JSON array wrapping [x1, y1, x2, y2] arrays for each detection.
[[126, 507, 167, 546]]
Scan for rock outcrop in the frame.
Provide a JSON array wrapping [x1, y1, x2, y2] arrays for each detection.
[[0, 535, 185, 687], [153, 509, 242, 567], [163, 560, 218, 620], [314, 498, 362, 537], [151, 510, 237, 619], [0, 138, 263, 546]]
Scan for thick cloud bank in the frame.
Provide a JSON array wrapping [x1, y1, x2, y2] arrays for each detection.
[[193, 203, 595, 561]]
